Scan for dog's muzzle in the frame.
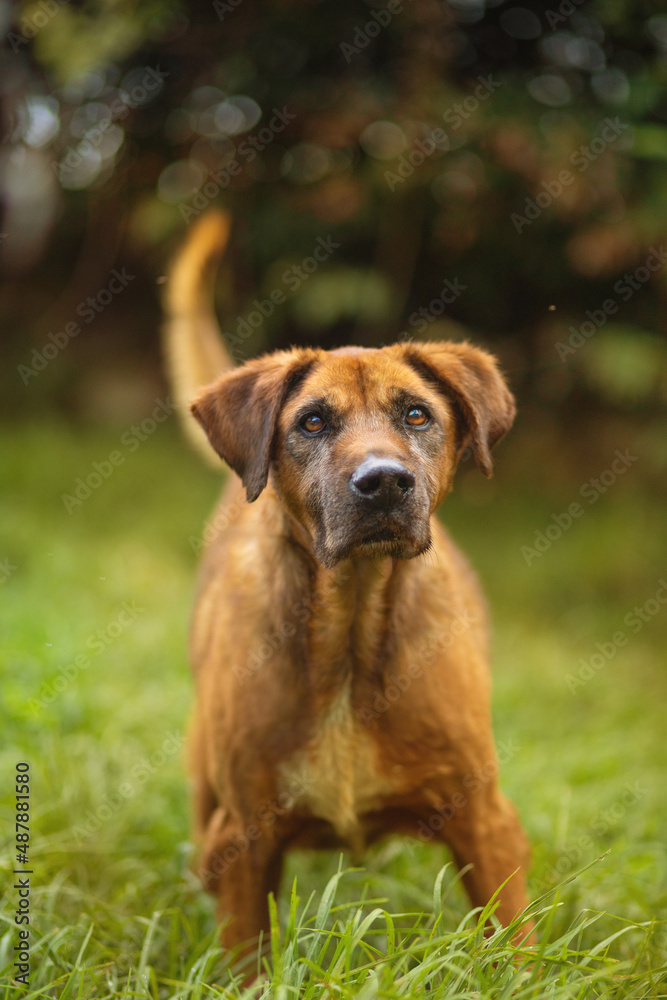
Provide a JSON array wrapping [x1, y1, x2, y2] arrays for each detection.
[[307, 455, 429, 566], [349, 457, 416, 511]]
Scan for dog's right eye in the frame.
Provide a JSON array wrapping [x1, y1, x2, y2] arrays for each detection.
[[300, 413, 326, 435]]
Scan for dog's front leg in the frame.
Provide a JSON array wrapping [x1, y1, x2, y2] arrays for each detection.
[[199, 806, 285, 953], [435, 787, 534, 944]]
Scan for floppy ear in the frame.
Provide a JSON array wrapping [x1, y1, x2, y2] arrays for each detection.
[[401, 340, 516, 477], [190, 350, 317, 501]]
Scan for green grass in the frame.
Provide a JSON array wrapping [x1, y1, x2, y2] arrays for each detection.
[[1, 420, 666, 998]]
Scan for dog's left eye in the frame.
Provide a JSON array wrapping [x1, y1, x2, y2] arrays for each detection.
[[405, 406, 430, 428], [300, 413, 326, 435]]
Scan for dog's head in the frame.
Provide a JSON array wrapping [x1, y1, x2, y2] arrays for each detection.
[[191, 341, 515, 567]]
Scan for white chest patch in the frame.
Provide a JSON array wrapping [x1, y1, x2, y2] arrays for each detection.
[[280, 682, 395, 849]]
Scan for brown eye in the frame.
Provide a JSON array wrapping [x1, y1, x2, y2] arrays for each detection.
[[301, 413, 325, 435], [406, 406, 429, 428]]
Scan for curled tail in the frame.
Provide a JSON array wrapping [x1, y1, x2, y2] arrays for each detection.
[[163, 211, 233, 465]]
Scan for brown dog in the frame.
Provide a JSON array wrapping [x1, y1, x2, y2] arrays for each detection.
[[164, 212, 532, 955]]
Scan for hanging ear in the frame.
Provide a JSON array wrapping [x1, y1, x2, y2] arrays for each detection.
[[190, 350, 317, 501], [400, 340, 516, 476]]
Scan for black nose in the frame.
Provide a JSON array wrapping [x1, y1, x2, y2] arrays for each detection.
[[350, 457, 415, 507]]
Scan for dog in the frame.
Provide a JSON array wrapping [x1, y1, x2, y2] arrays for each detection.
[[164, 212, 532, 957]]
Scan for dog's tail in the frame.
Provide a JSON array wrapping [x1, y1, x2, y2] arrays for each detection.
[[163, 211, 233, 465]]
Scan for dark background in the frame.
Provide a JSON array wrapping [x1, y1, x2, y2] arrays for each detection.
[[2, 0, 666, 491]]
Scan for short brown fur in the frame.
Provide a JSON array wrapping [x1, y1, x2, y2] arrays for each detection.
[[166, 213, 532, 961]]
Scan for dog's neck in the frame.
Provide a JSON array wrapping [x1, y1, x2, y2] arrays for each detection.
[[276, 500, 411, 696], [311, 556, 402, 700]]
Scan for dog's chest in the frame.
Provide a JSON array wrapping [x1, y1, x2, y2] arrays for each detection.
[[280, 680, 396, 845], [278, 561, 405, 845]]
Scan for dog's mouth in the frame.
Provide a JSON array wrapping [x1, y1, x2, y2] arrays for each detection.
[[304, 476, 433, 568], [359, 527, 398, 544], [315, 518, 432, 568]]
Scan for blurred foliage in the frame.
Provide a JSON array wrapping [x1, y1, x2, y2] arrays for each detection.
[[1, 0, 666, 467], [581, 327, 667, 403]]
